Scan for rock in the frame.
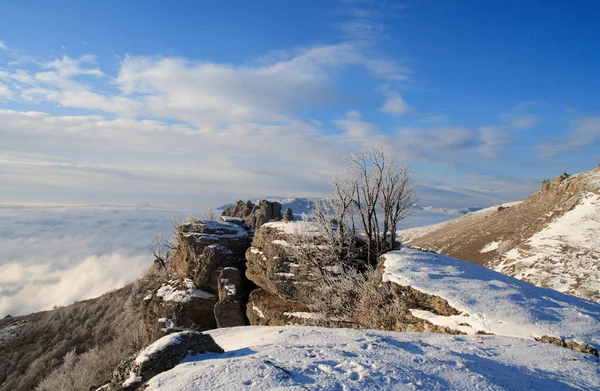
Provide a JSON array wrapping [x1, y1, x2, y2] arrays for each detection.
[[221, 200, 283, 228], [110, 331, 223, 390], [245, 222, 331, 306], [283, 208, 294, 222], [246, 288, 312, 326], [171, 219, 250, 291], [217, 267, 244, 301], [142, 278, 218, 341], [214, 267, 248, 328]]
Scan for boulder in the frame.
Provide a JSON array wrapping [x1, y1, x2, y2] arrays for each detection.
[[142, 278, 218, 341], [214, 267, 248, 328], [110, 331, 223, 390], [221, 200, 283, 228], [171, 219, 250, 291]]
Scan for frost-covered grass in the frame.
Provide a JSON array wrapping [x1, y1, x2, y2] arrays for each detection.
[[383, 248, 600, 347], [144, 326, 600, 391]]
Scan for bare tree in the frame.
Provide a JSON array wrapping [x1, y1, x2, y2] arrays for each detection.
[[202, 208, 218, 220], [342, 146, 416, 266]]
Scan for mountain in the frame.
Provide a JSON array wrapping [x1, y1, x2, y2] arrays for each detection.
[[400, 166, 600, 303]]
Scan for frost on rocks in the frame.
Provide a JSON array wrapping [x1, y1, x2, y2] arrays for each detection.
[[382, 248, 600, 354], [144, 326, 600, 391], [156, 279, 215, 303], [135, 332, 193, 365]]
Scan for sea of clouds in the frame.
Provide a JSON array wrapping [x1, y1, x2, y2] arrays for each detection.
[[0, 202, 480, 317], [0, 204, 204, 317]]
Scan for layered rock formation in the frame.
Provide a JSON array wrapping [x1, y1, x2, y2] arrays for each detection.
[[221, 200, 283, 228], [142, 218, 253, 340]]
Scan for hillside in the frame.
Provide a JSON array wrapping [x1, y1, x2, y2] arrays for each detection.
[[400, 166, 600, 302], [0, 283, 149, 391]]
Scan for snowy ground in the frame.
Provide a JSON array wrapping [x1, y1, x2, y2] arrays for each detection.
[[494, 192, 600, 301], [144, 326, 599, 391], [383, 248, 600, 347]]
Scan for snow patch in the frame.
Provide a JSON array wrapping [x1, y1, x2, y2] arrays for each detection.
[[480, 240, 501, 253], [251, 303, 265, 319]]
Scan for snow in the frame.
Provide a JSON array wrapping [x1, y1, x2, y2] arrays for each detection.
[[271, 239, 290, 247], [283, 312, 327, 320], [122, 371, 142, 387], [145, 326, 600, 391], [263, 221, 322, 236], [383, 248, 600, 347], [480, 241, 501, 253], [156, 279, 215, 303], [219, 216, 244, 223], [494, 192, 600, 301], [135, 331, 195, 365], [275, 272, 295, 278], [251, 303, 265, 319]]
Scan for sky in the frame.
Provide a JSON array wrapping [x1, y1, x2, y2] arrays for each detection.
[[1, 0, 600, 315]]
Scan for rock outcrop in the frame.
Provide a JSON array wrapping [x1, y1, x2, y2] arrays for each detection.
[[109, 331, 223, 390], [221, 200, 283, 229], [171, 219, 251, 291], [142, 218, 254, 339]]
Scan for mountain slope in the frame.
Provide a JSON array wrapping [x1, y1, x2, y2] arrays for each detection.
[[400, 166, 600, 302]]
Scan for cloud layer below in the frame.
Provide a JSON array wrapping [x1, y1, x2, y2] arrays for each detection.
[[0, 205, 200, 317]]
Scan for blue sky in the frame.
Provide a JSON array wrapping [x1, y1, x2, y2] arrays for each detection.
[[1, 0, 599, 209]]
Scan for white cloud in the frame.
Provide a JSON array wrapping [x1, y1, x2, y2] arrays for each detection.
[[0, 83, 10, 99], [0, 41, 6, 50], [499, 113, 541, 129], [393, 125, 513, 163], [0, 44, 407, 128], [538, 116, 600, 158], [0, 205, 202, 316], [0, 253, 149, 316], [381, 91, 412, 116]]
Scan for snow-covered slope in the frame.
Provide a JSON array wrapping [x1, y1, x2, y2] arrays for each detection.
[[144, 326, 599, 391], [383, 248, 600, 350], [494, 192, 600, 300], [399, 167, 600, 303]]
